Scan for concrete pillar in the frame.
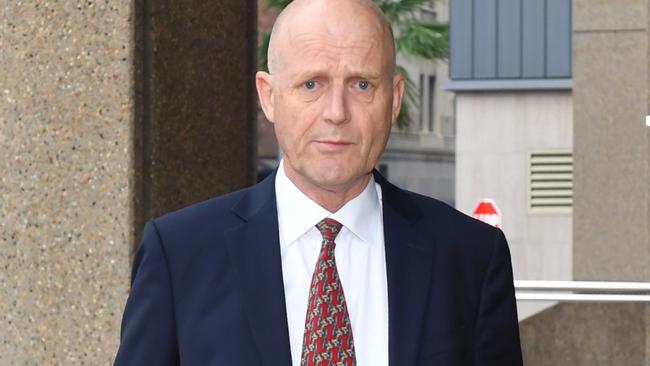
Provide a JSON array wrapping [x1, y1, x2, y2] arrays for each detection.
[[573, 0, 649, 283], [572, 0, 650, 361], [0, 1, 256, 364], [572, 0, 649, 362]]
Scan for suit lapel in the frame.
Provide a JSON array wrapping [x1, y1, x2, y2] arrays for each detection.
[[376, 172, 437, 366], [225, 172, 293, 366]]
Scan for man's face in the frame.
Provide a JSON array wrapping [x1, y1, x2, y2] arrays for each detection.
[[259, 19, 404, 193]]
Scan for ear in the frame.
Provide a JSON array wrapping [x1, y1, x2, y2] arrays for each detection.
[[255, 71, 275, 123], [390, 73, 405, 126]]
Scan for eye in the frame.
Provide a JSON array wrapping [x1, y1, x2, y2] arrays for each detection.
[[357, 80, 370, 90], [304, 80, 317, 90]]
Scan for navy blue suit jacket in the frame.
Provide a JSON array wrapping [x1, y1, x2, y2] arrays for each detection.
[[114, 171, 523, 365]]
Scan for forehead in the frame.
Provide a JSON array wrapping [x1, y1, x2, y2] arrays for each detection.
[[281, 27, 389, 77]]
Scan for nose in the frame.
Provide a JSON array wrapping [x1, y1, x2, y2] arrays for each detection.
[[322, 83, 349, 125]]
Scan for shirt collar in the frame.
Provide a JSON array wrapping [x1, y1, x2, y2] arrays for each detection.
[[275, 159, 382, 251], [329, 174, 381, 245]]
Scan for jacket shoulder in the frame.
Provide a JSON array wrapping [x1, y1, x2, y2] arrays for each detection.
[[146, 177, 276, 258], [396, 189, 505, 273], [154, 186, 249, 234], [404, 189, 500, 239]]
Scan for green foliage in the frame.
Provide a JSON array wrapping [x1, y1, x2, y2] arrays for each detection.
[[397, 20, 448, 60], [375, 0, 433, 22], [395, 65, 419, 129], [259, 0, 449, 130], [265, 0, 293, 8], [259, 32, 271, 72]]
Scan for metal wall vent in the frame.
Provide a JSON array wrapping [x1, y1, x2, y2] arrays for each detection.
[[529, 152, 573, 212]]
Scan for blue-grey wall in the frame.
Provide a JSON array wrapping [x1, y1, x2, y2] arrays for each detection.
[[450, 0, 572, 81]]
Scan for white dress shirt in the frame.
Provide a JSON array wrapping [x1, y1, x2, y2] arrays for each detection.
[[275, 160, 389, 366]]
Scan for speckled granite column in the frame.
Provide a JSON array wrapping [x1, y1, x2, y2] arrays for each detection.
[[1, 1, 135, 364], [520, 0, 650, 364], [1, 0, 256, 364]]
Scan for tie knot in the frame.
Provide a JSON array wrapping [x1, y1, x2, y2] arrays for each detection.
[[316, 218, 343, 240]]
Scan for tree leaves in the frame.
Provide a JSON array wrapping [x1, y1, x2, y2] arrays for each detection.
[[397, 20, 448, 60], [376, 0, 433, 22], [265, 0, 293, 9], [395, 65, 419, 129], [259, 32, 271, 72]]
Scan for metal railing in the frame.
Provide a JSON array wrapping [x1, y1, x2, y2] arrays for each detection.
[[514, 280, 650, 302]]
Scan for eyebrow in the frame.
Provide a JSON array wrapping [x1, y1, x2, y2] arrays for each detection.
[[291, 67, 383, 82]]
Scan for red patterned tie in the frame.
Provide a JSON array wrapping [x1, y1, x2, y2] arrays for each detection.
[[300, 218, 356, 366]]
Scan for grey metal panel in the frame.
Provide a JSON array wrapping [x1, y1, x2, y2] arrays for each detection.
[[474, 0, 497, 79], [497, 0, 522, 78], [521, 0, 545, 78], [546, 0, 572, 77], [450, 0, 473, 79], [448, 0, 572, 82], [444, 78, 572, 91]]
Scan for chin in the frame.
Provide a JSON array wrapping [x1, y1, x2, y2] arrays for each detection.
[[311, 172, 348, 188], [310, 165, 367, 190], [311, 165, 351, 186]]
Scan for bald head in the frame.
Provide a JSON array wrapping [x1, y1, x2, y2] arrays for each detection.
[[267, 0, 396, 75]]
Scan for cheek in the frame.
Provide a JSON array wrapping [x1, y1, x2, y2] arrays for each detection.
[[356, 117, 392, 159], [352, 105, 392, 138], [274, 104, 320, 148], [369, 125, 391, 152]]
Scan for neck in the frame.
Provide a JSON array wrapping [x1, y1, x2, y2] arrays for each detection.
[[283, 166, 372, 213]]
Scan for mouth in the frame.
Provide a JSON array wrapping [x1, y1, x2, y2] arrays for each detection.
[[314, 140, 353, 151], [316, 140, 352, 145]]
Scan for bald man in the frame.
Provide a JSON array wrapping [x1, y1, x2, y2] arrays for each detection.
[[114, 0, 523, 365]]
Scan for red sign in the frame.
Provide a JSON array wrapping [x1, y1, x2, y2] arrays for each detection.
[[472, 199, 502, 228]]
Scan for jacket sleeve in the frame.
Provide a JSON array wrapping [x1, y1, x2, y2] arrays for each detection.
[[113, 220, 179, 366], [474, 228, 523, 366]]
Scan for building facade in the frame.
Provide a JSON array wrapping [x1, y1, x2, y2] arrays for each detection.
[[449, 0, 650, 363], [448, 0, 573, 320]]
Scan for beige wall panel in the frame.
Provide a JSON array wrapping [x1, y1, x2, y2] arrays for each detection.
[[1, 1, 134, 364], [456, 92, 573, 281], [456, 92, 573, 320], [574, 0, 648, 31], [573, 30, 649, 281]]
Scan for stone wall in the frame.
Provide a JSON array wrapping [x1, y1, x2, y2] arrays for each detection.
[[0, 1, 256, 364]]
